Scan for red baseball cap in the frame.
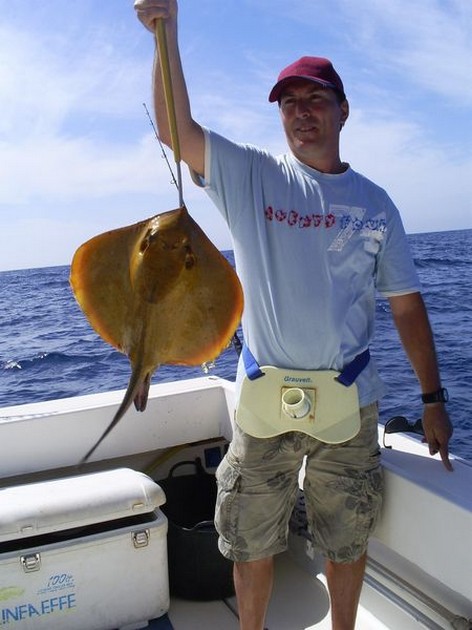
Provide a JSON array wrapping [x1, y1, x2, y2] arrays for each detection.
[[268, 56, 345, 103]]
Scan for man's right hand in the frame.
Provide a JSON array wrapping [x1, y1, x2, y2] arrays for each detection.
[[134, 0, 177, 33]]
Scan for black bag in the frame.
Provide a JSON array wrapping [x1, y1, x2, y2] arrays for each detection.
[[158, 458, 234, 600]]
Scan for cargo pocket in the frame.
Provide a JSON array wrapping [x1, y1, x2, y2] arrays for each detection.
[[215, 455, 243, 559], [340, 465, 384, 562], [307, 464, 384, 564], [359, 465, 384, 537]]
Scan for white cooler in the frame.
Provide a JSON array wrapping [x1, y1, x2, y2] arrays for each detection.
[[0, 468, 169, 630]]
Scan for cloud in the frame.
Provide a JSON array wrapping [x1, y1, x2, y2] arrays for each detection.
[[253, 0, 472, 106], [0, 20, 149, 139], [0, 133, 173, 205], [0, 16, 161, 207], [341, 0, 472, 104], [342, 108, 472, 233]]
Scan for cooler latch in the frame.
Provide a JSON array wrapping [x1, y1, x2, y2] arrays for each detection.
[[21, 553, 41, 573], [132, 529, 150, 548]]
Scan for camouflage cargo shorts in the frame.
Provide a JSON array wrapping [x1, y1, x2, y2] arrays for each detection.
[[215, 403, 383, 564]]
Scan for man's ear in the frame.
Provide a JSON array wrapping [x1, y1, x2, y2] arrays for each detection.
[[340, 99, 349, 128]]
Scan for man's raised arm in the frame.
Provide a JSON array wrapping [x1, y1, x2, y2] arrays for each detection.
[[134, 0, 205, 177]]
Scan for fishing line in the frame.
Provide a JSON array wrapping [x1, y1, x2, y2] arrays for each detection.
[[143, 102, 179, 192]]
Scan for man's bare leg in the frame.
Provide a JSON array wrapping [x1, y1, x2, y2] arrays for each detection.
[[234, 556, 274, 630], [325, 552, 367, 630]]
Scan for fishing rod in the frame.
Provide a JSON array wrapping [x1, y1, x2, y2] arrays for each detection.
[[155, 20, 185, 209]]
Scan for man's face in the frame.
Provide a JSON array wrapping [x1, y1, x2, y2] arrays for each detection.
[[279, 79, 349, 169]]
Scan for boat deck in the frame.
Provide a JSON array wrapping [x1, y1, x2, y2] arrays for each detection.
[[145, 551, 425, 630]]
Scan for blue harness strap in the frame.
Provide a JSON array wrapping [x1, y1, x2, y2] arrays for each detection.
[[242, 344, 265, 380], [242, 344, 370, 385], [335, 349, 370, 386]]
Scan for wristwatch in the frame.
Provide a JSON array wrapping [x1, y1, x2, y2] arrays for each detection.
[[421, 387, 449, 404]]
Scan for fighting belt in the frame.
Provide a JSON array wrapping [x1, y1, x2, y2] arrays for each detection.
[[235, 345, 370, 444]]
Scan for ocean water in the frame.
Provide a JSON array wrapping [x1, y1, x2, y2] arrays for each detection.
[[1, 229, 471, 461]]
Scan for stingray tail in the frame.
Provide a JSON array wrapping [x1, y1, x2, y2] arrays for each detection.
[[133, 373, 151, 411], [79, 367, 152, 466]]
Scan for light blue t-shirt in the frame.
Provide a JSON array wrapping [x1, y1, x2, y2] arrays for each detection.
[[198, 129, 420, 406]]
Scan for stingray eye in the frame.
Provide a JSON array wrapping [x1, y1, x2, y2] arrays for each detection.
[[179, 237, 190, 252], [139, 224, 161, 254], [184, 243, 196, 269], [139, 233, 151, 255]]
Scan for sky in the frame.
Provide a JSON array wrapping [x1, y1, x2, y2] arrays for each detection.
[[1, 0, 471, 272]]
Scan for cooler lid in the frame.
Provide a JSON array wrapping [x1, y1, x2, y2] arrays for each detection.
[[0, 468, 166, 542]]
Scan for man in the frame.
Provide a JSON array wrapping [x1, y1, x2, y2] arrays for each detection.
[[135, 2, 453, 629]]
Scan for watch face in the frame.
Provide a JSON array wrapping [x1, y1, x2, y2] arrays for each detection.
[[440, 388, 449, 402]]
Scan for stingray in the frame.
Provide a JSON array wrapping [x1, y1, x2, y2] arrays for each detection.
[[70, 205, 243, 464]]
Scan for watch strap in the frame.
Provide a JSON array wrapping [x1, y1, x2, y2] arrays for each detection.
[[421, 387, 449, 404]]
